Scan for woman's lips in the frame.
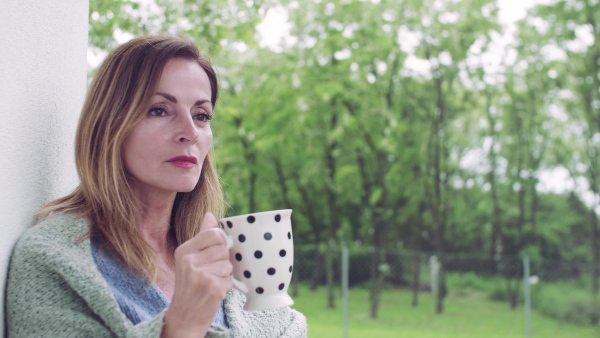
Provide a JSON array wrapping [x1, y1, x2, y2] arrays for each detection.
[[167, 156, 197, 168]]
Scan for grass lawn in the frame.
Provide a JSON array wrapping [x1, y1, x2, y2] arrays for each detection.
[[290, 285, 600, 338]]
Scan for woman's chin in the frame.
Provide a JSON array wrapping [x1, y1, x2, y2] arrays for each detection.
[[174, 183, 199, 193]]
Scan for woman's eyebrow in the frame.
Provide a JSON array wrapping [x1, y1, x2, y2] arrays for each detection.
[[156, 92, 210, 106], [194, 99, 211, 106], [156, 92, 177, 103]]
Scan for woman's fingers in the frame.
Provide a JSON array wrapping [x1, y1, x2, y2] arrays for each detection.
[[163, 213, 234, 337], [175, 212, 227, 257], [173, 212, 233, 287], [177, 245, 230, 270], [175, 227, 227, 259], [201, 212, 218, 229]]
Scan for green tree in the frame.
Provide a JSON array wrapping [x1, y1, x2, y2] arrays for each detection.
[[531, 0, 600, 299], [87, 0, 600, 317], [399, 0, 500, 313]]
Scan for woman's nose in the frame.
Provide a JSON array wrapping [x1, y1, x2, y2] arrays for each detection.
[[176, 114, 199, 143]]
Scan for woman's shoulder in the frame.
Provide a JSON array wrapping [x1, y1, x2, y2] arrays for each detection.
[[13, 212, 90, 259], [22, 212, 88, 239], [7, 213, 124, 337]]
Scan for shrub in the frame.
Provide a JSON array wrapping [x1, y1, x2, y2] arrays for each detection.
[[488, 284, 509, 302], [533, 282, 600, 326], [447, 272, 490, 291], [447, 272, 506, 295]]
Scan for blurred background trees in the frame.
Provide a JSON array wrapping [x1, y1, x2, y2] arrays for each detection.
[[88, 0, 599, 317]]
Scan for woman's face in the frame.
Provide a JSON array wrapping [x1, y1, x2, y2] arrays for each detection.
[[122, 58, 213, 199]]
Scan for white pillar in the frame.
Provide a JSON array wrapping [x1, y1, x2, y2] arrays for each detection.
[[0, 1, 88, 335]]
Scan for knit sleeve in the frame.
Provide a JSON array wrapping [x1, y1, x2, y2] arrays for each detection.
[[7, 213, 304, 338], [126, 311, 231, 338], [223, 289, 308, 337], [124, 311, 165, 338], [280, 308, 308, 338], [6, 226, 115, 337]]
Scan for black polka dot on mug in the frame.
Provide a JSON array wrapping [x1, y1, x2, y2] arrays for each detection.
[[227, 221, 233, 229], [238, 234, 246, 243], [289, 265, 293, 272], [287, 232, 291, 239], [275, 214, 281, 222], [256, 287, 264, 294], [264, 232, 272, 240], [254, 250, 263, 259], [267, 268, 276, 275], [279, 250, 286, 257], [279, 283, 285, 290], [235, 253, 242, 261], [244, 270, 251, 278], [247, 216, 255, 223]]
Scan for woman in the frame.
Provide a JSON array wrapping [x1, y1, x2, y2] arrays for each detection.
[[6, 34, 306, 337]]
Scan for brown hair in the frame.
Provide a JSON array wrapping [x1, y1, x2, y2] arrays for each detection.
[[36, 34, 224, 279]]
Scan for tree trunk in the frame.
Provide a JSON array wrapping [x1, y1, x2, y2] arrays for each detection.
[[412, 202, 426, 307], [349, 103, 390, 318], [586, 137, 599, 299], [588, 156, 599, 298], [591, 208, 599, 298], [429, 57, 448, 314], [370, 245, 386, 318], [485, 88, 502, 274], [274, 158, 298, 296], [583, 7, 600, 301], [325, 106, 338, 309], [248, 170, 257, 212], [290, 163, 326, 294], [291, 254, 300, 297], [526, 88, 544, 251], [274, 158, 292, 209], [529, 177, 539, 247], [233, 116, 257, 212], [293, 172, 323, 245], [310, 252, 324, 290], [506, 276, 521, 309], [436, 264, 447, 313], [325, 242, 335, 308], [412, 252, 421, 307]]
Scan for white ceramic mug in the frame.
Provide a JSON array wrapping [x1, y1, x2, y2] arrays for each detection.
[[219, 209, 295, 311]]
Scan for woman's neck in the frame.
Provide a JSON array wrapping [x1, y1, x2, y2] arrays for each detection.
[[133, 192, 176, 256]]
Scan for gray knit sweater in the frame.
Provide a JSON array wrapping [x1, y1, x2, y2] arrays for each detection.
[[6, 213, 307, 337]]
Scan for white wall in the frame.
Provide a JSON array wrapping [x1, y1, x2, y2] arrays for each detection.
[[0, 0, 88, 335]]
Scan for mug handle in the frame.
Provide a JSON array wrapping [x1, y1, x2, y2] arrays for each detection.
[[215, 228, 249, 294]]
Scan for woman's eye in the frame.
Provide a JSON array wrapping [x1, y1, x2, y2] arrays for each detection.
[[148, 107, 168, 117], [194, 112, 212, 122]]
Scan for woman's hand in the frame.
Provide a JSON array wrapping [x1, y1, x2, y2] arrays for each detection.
[[161, 212, 233, 338]]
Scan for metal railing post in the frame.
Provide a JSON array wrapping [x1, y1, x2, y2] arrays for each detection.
[[342, 242, 349, 338], [523, 256, 531, 338]]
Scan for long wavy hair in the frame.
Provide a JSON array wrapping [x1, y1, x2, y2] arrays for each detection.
[[36, 34, 224, 280]]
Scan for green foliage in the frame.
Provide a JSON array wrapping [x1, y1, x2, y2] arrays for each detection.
[[446, 272, 502, 292], [487, 284, 511, 303], [88, 0, 600, 305], [533, 281, 600, 326], [448, 272, 600, 326]]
